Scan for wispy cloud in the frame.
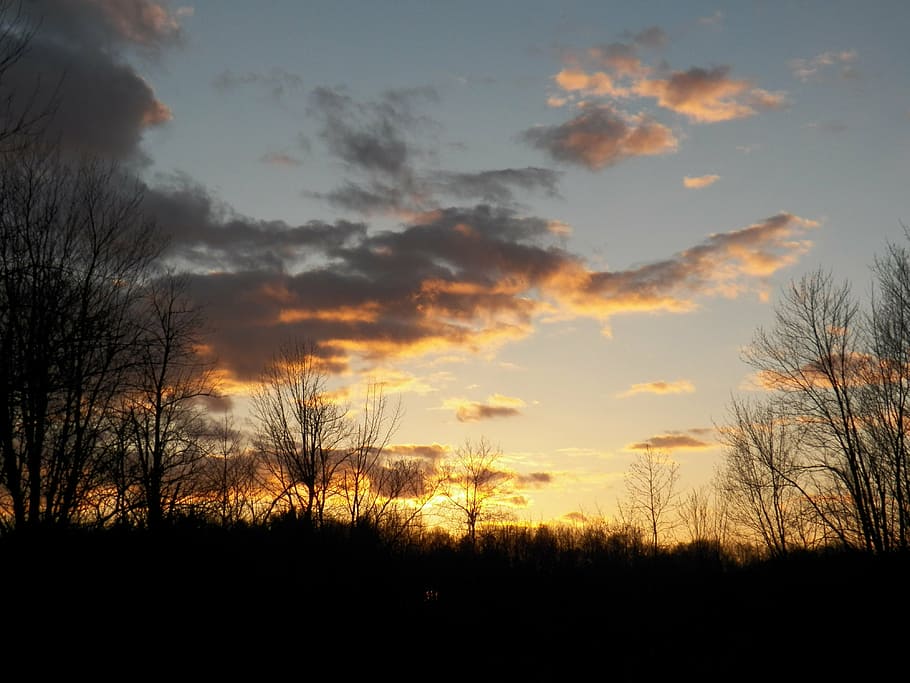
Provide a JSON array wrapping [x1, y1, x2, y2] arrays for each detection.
[[213, 68, 304, 99], [789, 50, 858, 82], [260, 152, 302, 167], [683, 174, 720, 189], [618, 379, 695, 397]]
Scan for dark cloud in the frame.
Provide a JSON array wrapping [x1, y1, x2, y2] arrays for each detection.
[[2, 38, 170, 162], [24, 0, 184, 53], [520, 106, 677, 170], [144, 178, 367, 271], [455, 403, 521, 422], [629, 431, 714, 451], [383, 443, 449, 464], [0, 0, 181, 163], [516, 472, 552, 488], [313, 179, 416, 215]]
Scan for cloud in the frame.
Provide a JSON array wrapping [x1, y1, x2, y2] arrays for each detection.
[[144, 177, 368, 271], [585, 42, 651, 78], [444, 393, 526, 422], [698, 11, 724, 27], [213, 68, 304, 99], [515, 472, 553, 488], [789, 50, 858, 82], [383, 443, 450, 464], [683, 174, 720, 189], [628, 430, 715, 451], [260, 152, 302, 167], [520, 106, 678, 170], [552, 212, 819, 319], [1, 0, 184, 163], [618, 380, 696, 397], [805, 121, 849, 134], [145, 188, 819, 381], [308, 88, 561, 215], [26, 0, 185, 53], [428, 167, 563, 203], [550, 43, 787, 129], [635, 66, 787, 123], [309, 85, 438, 177], [629, 26, 668, 48], [554, 69, 629, 97]]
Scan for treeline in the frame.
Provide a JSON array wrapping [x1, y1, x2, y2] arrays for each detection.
[[3, 516, 907, 679]]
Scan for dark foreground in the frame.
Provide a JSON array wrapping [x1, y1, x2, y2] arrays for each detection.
[[1, 526, 906, 681]]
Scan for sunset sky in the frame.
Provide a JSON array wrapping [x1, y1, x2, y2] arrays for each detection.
[[20, 0, 910, 524]]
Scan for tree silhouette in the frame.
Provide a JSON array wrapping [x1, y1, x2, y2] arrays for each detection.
[[619, 445, 679, 552], [439, 436, 513, 547], [115, 273, 216, 529], [250, 339, 347, 527], [0, 148, 157, 529]]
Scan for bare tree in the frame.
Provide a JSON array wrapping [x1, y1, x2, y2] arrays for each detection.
[[742, 269, 901, 552], [439, 436, 513, 548], [0, 147, 156, 529], [716, 396, 822, 556], [250, 340, 347, 527], [0, 0, 55, 151], [677, 480, 731, 549], [619, 446, 679, 552], [116, 273, 216, 529], [200, 412, 262, 527], [339, 381, 403, 528]]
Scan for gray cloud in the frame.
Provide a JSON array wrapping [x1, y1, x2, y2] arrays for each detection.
[[429, 167, 562, 203], [1, 0, 179, 163], [144, 178, 367, 272], [455, 403, 522, 422], [309, 85, 438, 176]]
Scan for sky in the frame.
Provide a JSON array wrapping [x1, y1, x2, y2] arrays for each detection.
[[13, 0, 910, 525]]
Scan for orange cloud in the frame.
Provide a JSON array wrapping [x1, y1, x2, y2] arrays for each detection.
[[618, 380, 696, 397], [635, 66, 786, 123], [92, 0, 185, 47], [683, 174, 720, 189], [554, 69, 628, 97]]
